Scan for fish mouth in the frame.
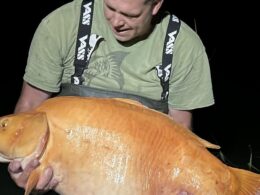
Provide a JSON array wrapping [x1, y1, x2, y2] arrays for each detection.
[[0, 155, 23, 163], [0, 127, 49, 168], [0, 154, 12, 162]]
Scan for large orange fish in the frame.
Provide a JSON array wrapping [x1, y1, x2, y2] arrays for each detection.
[[0, 96, 259, 195]]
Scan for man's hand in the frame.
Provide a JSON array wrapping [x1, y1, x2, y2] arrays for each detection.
[[8, 159, 58, 193]]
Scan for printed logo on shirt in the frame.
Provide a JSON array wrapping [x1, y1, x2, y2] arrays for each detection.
[[87, 34, 103, 60], [82, 2, 92, 25], [85, 51, 129, 89]]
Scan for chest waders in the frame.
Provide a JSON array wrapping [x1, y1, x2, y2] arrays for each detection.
[[58, 0, 181, 114]]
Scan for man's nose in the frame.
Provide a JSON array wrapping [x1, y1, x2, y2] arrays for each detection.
[[111, 13, 124, 28]]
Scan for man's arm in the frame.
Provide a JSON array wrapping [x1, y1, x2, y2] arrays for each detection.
[[14, 81, 52, 113], [168, 108, 192, 130]]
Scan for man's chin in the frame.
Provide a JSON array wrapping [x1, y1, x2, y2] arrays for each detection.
[[114, 31, 150, 45], [114, 35, 132, 42], [114, 34, 143, 46]]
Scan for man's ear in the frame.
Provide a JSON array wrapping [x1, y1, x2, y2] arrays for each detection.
[[152, 0, 164, 16]]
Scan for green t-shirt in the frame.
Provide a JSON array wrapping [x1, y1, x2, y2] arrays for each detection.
[[24, 0, 214, 110]]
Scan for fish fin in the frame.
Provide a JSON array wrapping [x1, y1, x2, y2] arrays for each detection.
[[114, 98, 145, 107], [24, 169, 41, 195], [185, 129, 221, 149], [229, 167, 260, 194], [196, 137, 221, 149]]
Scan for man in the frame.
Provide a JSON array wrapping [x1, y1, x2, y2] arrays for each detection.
[[9, 0, 214, 193]]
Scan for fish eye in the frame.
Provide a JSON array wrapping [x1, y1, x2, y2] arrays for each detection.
[[0, 119, 8, 128]]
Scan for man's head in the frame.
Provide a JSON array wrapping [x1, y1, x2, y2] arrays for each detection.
[[103, 0, 164, 42]]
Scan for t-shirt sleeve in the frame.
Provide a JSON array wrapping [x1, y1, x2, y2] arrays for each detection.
[[168, 26, 215, 110], [23, 17, 63, 93]]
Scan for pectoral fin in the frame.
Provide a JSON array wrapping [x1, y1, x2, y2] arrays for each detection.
[[197, 137, 221, 149], [114, 98, 145, 107], [24, 168, 41, 195]]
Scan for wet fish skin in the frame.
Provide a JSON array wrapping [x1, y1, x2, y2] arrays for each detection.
[[0, 96, 259, 195]]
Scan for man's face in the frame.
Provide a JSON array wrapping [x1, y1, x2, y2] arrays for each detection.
[[104, 0, 159, 42]]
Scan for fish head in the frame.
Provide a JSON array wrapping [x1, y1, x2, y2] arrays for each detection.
[[0, 112, 49, 162]]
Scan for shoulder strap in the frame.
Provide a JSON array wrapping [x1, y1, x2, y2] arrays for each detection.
[[156, 15, 181, 101], [71, 0, 95, 85]]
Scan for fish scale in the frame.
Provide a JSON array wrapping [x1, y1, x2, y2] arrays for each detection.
[[0, 96, 259, 195]]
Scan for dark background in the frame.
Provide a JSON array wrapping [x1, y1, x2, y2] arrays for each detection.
[[0, 1, 259, 194]]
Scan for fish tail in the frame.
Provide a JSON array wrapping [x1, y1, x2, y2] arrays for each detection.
[[229, 167, 260, 194]]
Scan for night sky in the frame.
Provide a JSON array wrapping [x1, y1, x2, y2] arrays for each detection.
[[0, 1, 259, 194]]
